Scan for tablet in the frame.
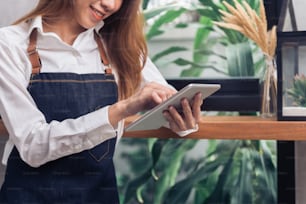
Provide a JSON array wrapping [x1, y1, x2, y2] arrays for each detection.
[[124, 83, 221, 132]]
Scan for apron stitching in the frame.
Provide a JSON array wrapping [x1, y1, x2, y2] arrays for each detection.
[[29, 79, 116, 83], [88, 140, 110, 162]]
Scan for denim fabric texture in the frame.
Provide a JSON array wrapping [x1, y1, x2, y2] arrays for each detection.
[[0, 72, 120, 204]]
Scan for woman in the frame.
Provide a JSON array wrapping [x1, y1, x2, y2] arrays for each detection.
[[0, 0, 202, 203]]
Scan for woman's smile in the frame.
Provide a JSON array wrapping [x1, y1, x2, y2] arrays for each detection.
[[71, 0, 123, 29], [90, 5, 105, 21]]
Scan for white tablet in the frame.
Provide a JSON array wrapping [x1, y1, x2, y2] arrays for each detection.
[[124, 83, 221, 132]]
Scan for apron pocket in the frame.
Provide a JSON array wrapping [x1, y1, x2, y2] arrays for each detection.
[[88, 140, 111, 162]]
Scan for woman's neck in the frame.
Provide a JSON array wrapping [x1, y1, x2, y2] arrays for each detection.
[[42, 17, 86, 45]]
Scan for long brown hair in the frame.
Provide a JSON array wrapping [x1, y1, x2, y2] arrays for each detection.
[[15, 0, 148, 99]]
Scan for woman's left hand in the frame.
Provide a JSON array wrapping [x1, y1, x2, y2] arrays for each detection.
[[162, 92, 203, 135]]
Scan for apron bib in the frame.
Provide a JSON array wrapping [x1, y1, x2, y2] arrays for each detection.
[[0, 29, 120, 204]]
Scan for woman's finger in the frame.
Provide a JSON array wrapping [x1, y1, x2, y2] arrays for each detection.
[[181, 98, 196, 129], [163, 110, 179, 131], [168, 106, 187, 130], [192, 92, 203, 123]]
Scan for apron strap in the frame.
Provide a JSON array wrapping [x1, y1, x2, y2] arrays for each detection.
[[94, 31, 112, 75], [27, 28, 112, 75], [27, 29, 42, 75]]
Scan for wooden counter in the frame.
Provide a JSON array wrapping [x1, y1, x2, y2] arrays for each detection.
[[1, 116, 305, 140], [124, 116, 306, 141]]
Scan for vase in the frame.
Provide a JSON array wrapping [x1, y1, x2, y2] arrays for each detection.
[[260, 56, 277, 118]]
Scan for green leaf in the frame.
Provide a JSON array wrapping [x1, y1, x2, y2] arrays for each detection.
[[258, 141, 277, 202], [175, 23, 188, 28], [151, 47, 188, 62], [151, 139, 168, 166], [163, 140, 242, 203], [142, 0, 150, 10], [203, 146, 239, 204], [146, 8, 186, 40], [193, 17, 213, 63], [151, 140, 197, 204], [235, 149, 253, 204], [163, 159, 223, 204], [144, 4, 183, 20], [123, 139, 169, 203], [123, 169, 152, 203], [226, 42, 255, 77]]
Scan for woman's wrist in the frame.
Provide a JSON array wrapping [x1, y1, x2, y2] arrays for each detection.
[[108, 100, 134, 126], [108, 101, 127, 126]]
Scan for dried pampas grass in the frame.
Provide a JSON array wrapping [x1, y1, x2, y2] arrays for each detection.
[[215, 0, 278, 117], [214, 0, 277, 59]]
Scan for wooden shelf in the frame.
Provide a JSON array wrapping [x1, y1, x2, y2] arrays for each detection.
[[1, 116, 306, 140], [123, 116, 306, 140]]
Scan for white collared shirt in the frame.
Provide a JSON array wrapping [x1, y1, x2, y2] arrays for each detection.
[[0, 16, 169, 167]]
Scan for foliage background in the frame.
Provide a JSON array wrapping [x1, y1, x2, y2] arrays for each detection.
[[114, 0, 277, 204]]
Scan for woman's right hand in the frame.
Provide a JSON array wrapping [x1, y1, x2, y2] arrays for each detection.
[[108, 82, 176, 126], [124, 82, 177, 115]]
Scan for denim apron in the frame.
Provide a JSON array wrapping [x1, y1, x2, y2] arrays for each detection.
[[0, 29, 119, 204]]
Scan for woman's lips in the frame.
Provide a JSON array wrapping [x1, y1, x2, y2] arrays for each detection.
[[90, 6, 105, 21]]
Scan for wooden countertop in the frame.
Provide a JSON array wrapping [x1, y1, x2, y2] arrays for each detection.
[[1, 116, 306, 140], [124, 115, 306, 141]]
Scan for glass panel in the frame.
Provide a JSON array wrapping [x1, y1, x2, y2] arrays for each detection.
[[281, 39, 306, 116], [280, 0, 306, 31]]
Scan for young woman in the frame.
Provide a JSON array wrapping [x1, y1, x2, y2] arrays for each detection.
[[0, 0, 202, 203]]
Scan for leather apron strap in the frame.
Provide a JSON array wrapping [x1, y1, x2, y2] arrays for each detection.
[[27, 28, 112, 75], [93, 31, 113, 75], [27, 29, 41, 75]]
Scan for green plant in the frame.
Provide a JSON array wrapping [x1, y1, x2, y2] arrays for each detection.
[[143, 2, 202, 75], [163, 140, 276, 204], [287, 74, 306, 107], [142, 0, 265, 78], [117, 138, 276, 204], [151, 0, 265, 78], [197, 0, 265, 78]]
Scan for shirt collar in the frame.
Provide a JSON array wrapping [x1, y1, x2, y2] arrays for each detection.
[[27, 16, 105, 36], [27, 16, 43, 35]]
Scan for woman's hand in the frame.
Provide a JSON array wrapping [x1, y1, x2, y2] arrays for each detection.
[[109, 82, 203, 135], [109, 82, 176, 126], [124, 82, 177, 115], [162, 92, 203, 135]]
